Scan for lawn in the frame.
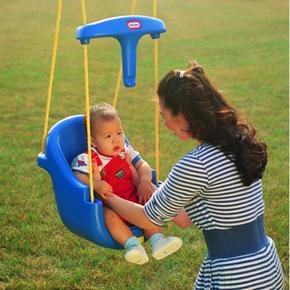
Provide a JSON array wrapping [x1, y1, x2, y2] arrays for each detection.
[[0, 0, 288, 289]]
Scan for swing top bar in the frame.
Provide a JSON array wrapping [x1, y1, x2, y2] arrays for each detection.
[[76, 15, 166, 87], [76, 15, 165, 42]]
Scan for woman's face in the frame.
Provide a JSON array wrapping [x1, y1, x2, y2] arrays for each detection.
[[159, 100, 191, 141]]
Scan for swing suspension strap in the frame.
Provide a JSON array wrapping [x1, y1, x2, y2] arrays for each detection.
[[112, 0, 160, 181], [41, 0, 62, 152], [153, 0, 160, 181], [81, 0, 94, 203]]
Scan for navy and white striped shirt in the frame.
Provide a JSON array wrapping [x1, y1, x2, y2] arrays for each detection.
[[145, 143, 264, 229], [144, 143, 284, 289]]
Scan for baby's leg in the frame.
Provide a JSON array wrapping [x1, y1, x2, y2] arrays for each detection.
[[103, 207, 149, 265], [144, 227, 162, 240], [103, 206, 132, 246]]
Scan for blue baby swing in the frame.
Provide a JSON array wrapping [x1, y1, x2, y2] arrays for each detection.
[[37, 0, 166, 249]]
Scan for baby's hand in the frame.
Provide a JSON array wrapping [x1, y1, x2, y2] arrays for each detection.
[[137, 179, 157, 204], [94, 180, 113, 200]]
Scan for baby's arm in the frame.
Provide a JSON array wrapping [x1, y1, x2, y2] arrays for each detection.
[[134, 159, 156, 204], [129, 163, 140, 187], [74, 164, 113, 200]]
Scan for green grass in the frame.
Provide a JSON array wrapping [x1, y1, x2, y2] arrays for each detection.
[[0, 0, 288, 289]]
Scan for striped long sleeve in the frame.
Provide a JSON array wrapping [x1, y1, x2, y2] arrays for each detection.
[[144, 155, 208, 226]]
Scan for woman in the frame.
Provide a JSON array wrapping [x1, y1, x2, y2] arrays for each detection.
[[105, 61, 284, 289]]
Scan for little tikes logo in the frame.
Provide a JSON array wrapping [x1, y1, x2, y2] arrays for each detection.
[[127, 20, 141, 30]]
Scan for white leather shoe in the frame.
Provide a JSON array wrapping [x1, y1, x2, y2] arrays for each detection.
[[152, 237, 183, 260], [124, 245, 149, 265]]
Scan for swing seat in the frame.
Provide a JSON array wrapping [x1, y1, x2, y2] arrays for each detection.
[[37, 115, 144, 249]]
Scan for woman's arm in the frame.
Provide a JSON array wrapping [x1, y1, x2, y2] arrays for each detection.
[[106, 195, 192, 230], [105, 194, 159, 231]]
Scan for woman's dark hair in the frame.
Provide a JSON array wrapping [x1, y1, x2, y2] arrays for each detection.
[[157, 61, 267, 186]]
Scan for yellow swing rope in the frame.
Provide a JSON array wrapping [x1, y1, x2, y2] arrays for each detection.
[[41, 0, 62, 152], [153, 0, 160, 181], [112, 0, 137, 108], [81, 0, 94, 203]]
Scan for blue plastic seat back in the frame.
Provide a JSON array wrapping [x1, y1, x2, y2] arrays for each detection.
[[37, 115, 143, 249], [56, 116, 87, 165]]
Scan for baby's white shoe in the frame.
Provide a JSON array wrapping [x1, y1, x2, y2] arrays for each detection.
[[124, 245, 149, 265], [151, 236, 183, 260]]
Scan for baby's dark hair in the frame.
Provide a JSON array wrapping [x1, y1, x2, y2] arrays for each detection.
[[157, 61, 267, 186], [84, 103, 119, 137]]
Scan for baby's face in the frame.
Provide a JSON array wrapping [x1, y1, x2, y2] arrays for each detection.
[[91, 117, 125, 156]]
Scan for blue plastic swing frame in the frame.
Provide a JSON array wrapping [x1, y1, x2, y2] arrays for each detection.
[[37, 115, 146, 249], [37, 15, 165, 249]]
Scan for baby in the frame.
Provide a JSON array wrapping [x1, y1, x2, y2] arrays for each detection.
[[71, 103, 182, 265]]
